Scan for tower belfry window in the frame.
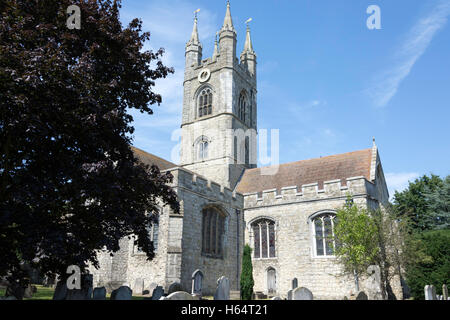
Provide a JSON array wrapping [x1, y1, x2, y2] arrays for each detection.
[[198, 88, 212, 117], [238, 92, 246, 122]]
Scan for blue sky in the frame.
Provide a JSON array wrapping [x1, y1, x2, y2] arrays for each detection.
[[119, 0, 450, 197]]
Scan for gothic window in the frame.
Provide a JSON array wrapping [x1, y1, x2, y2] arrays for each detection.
[[312, 213, 336, 257], [198, 88, 212, 118], [238, 92, 247, 122], [245, 136, 249, 165], [134, 214, 160, 253], [251, 219, 276, 259], [196, 137, 209, 160], [202, 207, 225, 258]]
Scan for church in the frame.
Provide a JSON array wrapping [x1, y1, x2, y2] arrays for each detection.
[[90, 2, 402, 299]]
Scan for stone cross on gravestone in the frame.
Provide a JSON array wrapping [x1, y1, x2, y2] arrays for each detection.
[[292, 278, 298, 290], [191, 269, 204, 298]]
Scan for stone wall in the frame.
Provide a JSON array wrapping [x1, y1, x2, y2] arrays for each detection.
[[242, 176, 403, 300]]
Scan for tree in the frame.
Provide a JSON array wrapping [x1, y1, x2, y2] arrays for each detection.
[[240, 244, 254, 300], [424, 175, 450, 230], [393, 174, 444, 231], [0, 0, 178, 297], [333, 199, 379, 292], [404, 229, 450, 300]]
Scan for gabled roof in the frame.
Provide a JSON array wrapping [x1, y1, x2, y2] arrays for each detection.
[[131, 146, 177, 171], [236, 148, 373, 194]]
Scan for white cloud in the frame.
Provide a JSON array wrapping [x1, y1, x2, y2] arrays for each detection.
[[385, 172, 421, 197], [367, 0, 450, 107]]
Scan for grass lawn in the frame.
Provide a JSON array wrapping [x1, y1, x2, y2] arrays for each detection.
[[1, 285, 145, 300]]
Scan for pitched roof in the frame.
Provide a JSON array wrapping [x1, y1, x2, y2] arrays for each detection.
[[236, 148, 373, 194], [131, 146, 177, 171]]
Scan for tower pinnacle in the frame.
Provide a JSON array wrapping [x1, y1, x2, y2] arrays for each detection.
[[243, 19, 254, 54], [188, 14, 200, 45], [222, 1, 235, 31]]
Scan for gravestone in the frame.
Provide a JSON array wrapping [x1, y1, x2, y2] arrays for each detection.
[[287, 289, 293, 300], [23, 284, 34, 299], [443, 284, 448, 301], [271, 296, 282, 300], [292, 287, 313, 300], [168, 282, 182, 294], [144, 283, 158, 296], [355, 291, 368, 300], [160, 291, 200, 300], [214, 276, 230, 300], [366, 265, 382, 300], [105, 281, 125, 294], [132, 278, 144, 295], [66, 274, 93, 300], [292, 278, 298, 290], [93, 287, 106, 300], [52, 280, 68, 300], [110, 286, 132, 300], [424, 285, 437, 300], [191, 269, 204, 297], [151, 286, 164, 300]]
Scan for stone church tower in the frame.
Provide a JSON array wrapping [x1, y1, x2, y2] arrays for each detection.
[[180, 2, 257, 190]]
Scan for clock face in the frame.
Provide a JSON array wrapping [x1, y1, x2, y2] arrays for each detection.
[[198, 68, 211, 83]]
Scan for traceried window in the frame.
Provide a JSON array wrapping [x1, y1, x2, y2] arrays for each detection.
[[134, 215, 160, 253], [238, 92, 247, 122], [202, 207, 225, 258], [312, 213, 336, 257], [252, 219, 276, 259], [198, 88, 212, 117]]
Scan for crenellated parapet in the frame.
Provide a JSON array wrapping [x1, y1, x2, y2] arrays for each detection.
[[165, 167, 244, 206], [243, 176, 369, 208]]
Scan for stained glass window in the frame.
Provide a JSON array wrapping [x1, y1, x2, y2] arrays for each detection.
[[253, 224, 260, 258], [202, 207, 224, 258], [198, 88, 212, 118], [313, 213, 336, 257], [252, 219, 276, 258]]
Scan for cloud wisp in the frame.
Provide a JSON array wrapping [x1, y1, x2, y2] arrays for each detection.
[[368, 0, 450, 108], [385, 172, 421, 198]]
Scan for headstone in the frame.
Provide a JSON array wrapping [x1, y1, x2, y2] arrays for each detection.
[[23, 284, 34, 299], [292, 278, 298, 290], [271, 296, 282, 300], [6, 282, 25, 300], [132, 278, 144, 295], [366, 265, 382, 300], [292, 287, 313, 300], [214, 276, 230, 300], [52, 280, 68, 300], [110, 286, 132, 300], [343, 296, 348, 300], [105, 281, 125, 294], [151, 286, 164, 300], [443, 284, 448, 301], [424, 285, 437, 300], [66, 274, 93, 300], [287, 289, 293, 300], [145, 283, 158, 296], [168, 282, 182, 294], [191, 269, 204, 298], [355, 291, 368, 300], [160, 291, 200, 300], [93, 287, 106, 300]]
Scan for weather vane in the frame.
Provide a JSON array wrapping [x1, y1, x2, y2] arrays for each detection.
[[194, 8, 200, 19], [245, 18, 253, 27]]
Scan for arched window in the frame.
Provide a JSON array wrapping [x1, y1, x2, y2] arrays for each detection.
[[251, 219, 276, 259], [197, 140, 209, 160], [238, 92, 246, 122], [202, 207, 225, 258], [312, 213, 336, 257], [198, 88, 212, 117], [134, 215, 160, 253]]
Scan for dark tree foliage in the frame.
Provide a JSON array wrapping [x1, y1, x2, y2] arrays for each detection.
[[240, 244, 254, 300], [0, 0, 178, 290], [393, 174, 444, 231], [404, 230, 450, 300]]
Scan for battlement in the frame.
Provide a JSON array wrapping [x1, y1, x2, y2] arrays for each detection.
[[243, 176, 368, 208], [166, 167, 243, 204]]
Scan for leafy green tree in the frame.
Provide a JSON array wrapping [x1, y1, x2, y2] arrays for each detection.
[[0, 0, 178, 297], [393, 174, 443, 231], [334, 199, 379, 292], [240, 244, 254, 300], [404, 229, 450, 300], [424, 175, 450, 230]]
